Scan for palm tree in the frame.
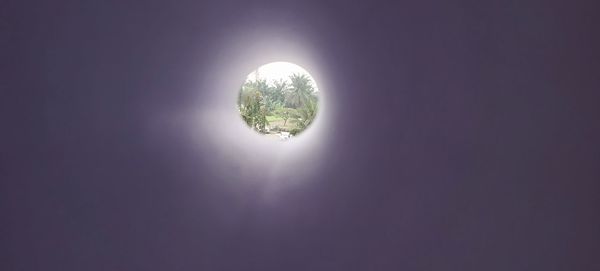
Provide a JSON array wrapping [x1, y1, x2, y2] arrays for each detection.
[[295, 97, 317, 130], [285, 73, 314, 108], [269, 79, 287, 104]]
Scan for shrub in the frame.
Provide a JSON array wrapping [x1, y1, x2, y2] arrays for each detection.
[[289, 128, 302, 136]]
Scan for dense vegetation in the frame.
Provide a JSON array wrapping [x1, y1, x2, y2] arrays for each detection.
[[238, 73, 318, 136]]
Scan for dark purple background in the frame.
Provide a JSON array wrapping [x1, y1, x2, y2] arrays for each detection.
[[2, 0, 599, 270]]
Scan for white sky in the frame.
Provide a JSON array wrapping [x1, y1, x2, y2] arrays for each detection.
[[245, 61, 319, 92]]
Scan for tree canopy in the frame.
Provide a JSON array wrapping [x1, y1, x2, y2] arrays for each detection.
[[238, 73, 318, 135]]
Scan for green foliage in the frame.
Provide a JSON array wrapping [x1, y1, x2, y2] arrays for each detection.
[[293, 96, 318, 130], [239, 88, 269, 133], [289, 128, 302, 136], [264, 97, 284, 113], [285, 73, 315, 108], [273, 107, 296, 126], [238, 73, 318, 136], [268, 79, 287, 104]]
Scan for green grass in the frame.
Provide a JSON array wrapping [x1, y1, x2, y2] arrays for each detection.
[[266, 115, 284, 122]]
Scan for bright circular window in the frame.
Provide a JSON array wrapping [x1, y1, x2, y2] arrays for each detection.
[[237, 62, 319, 140]]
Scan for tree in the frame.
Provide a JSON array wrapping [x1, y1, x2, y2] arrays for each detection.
[[268, 79, 287, 104], [238, 72, 318, 135], [239, 86, 268, 133], [285, 73, 314, 108], [294, 95, 318, 130]]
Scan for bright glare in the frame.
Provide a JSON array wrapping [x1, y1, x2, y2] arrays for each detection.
[[238, 61, 320, 139], [246, 62, 319, 92], [182, 30, 333, 183]]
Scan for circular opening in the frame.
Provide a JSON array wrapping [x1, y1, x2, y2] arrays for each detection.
[[237, 62, 320, 140]]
